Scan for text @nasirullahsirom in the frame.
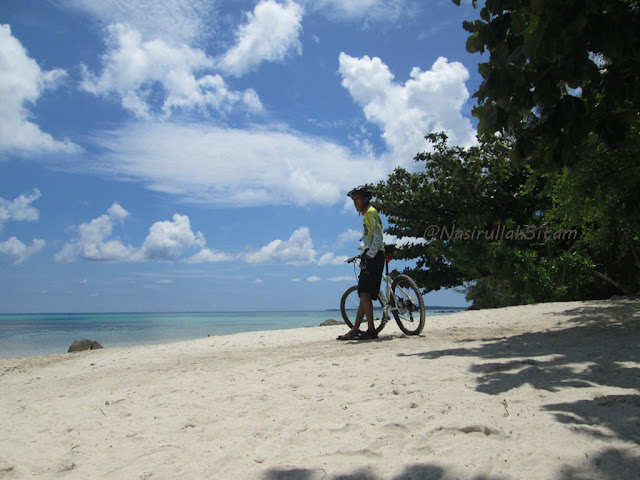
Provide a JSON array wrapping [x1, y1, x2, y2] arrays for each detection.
[[424, 224, 578, 242]]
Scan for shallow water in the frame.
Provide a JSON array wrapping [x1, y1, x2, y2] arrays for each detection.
[[0, 308, 464, 359]]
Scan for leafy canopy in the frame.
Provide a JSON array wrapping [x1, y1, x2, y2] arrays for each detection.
[[453, 0, 640, 169]]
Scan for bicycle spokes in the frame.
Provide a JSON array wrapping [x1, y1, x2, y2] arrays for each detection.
[[390, 274, 426, 335]]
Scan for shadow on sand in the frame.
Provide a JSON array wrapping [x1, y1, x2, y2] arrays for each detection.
[[401, 300, 640, 479], [262, 464, 505, 480], [262, 301, 640, 480]]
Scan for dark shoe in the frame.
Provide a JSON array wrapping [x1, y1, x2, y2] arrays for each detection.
[[359, 330, 379, 340], [337, 330, 361, 341]]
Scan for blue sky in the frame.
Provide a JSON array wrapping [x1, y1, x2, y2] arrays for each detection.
[[1, 0, 483, 313]]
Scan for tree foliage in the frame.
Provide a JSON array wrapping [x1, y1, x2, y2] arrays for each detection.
[[371, 2, 640, 307], [546, 129, 640, 294], [371, 134, 605, 308], [452, 0, 640, 169]]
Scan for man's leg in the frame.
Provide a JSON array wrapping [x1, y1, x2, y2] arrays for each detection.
[[358, 292, 375, 332], [338, 292, 374, 340], [352, 292, 372, 328]]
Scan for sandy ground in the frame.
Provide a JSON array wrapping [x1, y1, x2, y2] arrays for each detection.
[[1, 298, 639, 480]]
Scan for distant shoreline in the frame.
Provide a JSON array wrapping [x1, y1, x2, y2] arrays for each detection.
[[1, 306, 470, 316]]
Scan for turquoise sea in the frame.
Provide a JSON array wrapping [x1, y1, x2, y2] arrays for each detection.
[[0, 308, 464, 359]]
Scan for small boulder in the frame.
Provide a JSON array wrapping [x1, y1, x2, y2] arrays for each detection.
[[68, 339, 103, 353], [319, 318, 343, 326]]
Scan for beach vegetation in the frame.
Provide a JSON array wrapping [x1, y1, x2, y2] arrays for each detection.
[[452, 0, 640, 172], [371, 133, 603, 308], [367, 1, 640, 308]]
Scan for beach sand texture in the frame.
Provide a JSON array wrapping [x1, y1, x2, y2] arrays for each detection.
[[1, 299, 639, 479]]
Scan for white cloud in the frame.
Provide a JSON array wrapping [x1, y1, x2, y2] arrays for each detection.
[[58, 0, 217, 46], [0, 25, 79, 156], [0, 237, 45, 264], [140, 213, 205, 261], [317, 252, 348, 265], [185, 248, 233, 264], [337, 228, 362, 248], [306, 275, 321, 282], [245, 226, 315, 264], [55, 203, 226, 263], [55, 202, 138, 262], [219, 0, 304, 77], [81, 24, 262, 118], [0, 189, 46, 264], [0, 189, 42, 229], [339, 53, 477, 160], [301, 0, 409, 23], [87, 121, 384, 207]]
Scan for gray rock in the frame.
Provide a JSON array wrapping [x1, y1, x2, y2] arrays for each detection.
[[319, 318, 343, 326], [68, 339, 103, 353]]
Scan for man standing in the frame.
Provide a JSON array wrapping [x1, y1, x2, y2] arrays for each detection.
[[338, 185, 385, 340]]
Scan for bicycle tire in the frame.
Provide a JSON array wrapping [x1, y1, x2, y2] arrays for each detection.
[[390, 274, 425, 335], [339, 285, 387, 335]]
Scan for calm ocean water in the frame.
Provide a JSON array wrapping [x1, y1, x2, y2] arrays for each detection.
[[0, 308, 464, 359]]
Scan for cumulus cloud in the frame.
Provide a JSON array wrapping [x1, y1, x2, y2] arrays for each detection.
[[87, 121, 384, 207], [0, 189, 45, 264], [81, 24, 262, 118], [245, 227, 315, 264], [0, 237, 45, 264], [0, 25, 79, 156], [306, 275, 321, 282], [317, 252, 348, 265], [219, 0, 304, 76], [55, 203, 227, 263], [339, 53, 477, 161], [140, 213, 205, 261], [185, 248, 233, 264], [0, 189, 42, 229], [55, 202, 137, 262]]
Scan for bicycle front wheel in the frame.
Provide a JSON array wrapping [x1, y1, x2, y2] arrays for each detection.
[[340, 285, 387, 335], [390, 275, 425, 335]]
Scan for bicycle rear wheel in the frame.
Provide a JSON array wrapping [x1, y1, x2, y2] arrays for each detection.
[[340, 285, 387, 335], [390, 275, 425, 335]]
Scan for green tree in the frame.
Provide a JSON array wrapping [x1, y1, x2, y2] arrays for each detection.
[[448, 0, 640, 298], [371, 134, 600, 308], [453, 0, 640, 169], [547, 130, 640, 294]]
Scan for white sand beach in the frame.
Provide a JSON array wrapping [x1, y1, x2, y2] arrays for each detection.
[[1, 298, 639, 480]]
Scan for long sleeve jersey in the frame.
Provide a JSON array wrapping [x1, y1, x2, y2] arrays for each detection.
[[360, 205, 384, 258]]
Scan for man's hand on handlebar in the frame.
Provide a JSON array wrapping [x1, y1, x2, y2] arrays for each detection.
[[346, 252, 369, 267]]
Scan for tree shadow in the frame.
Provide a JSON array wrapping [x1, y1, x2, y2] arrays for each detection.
[[262, 301, 640, 480], [401, 300, 640, 447], [556, 447, 640, 480], [261, 464, 506, 480]]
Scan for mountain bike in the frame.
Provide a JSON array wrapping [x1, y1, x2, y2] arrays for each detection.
[[340, 245, 426, 336]]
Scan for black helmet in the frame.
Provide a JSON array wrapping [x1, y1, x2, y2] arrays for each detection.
[[347, 185, 372, 199]]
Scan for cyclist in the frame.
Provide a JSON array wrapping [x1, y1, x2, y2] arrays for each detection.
[[337, 185, 385, 340]]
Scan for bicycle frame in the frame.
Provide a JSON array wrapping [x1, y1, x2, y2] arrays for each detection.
[[349, 254, 405, 321], [342, 247, 426, 335]]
